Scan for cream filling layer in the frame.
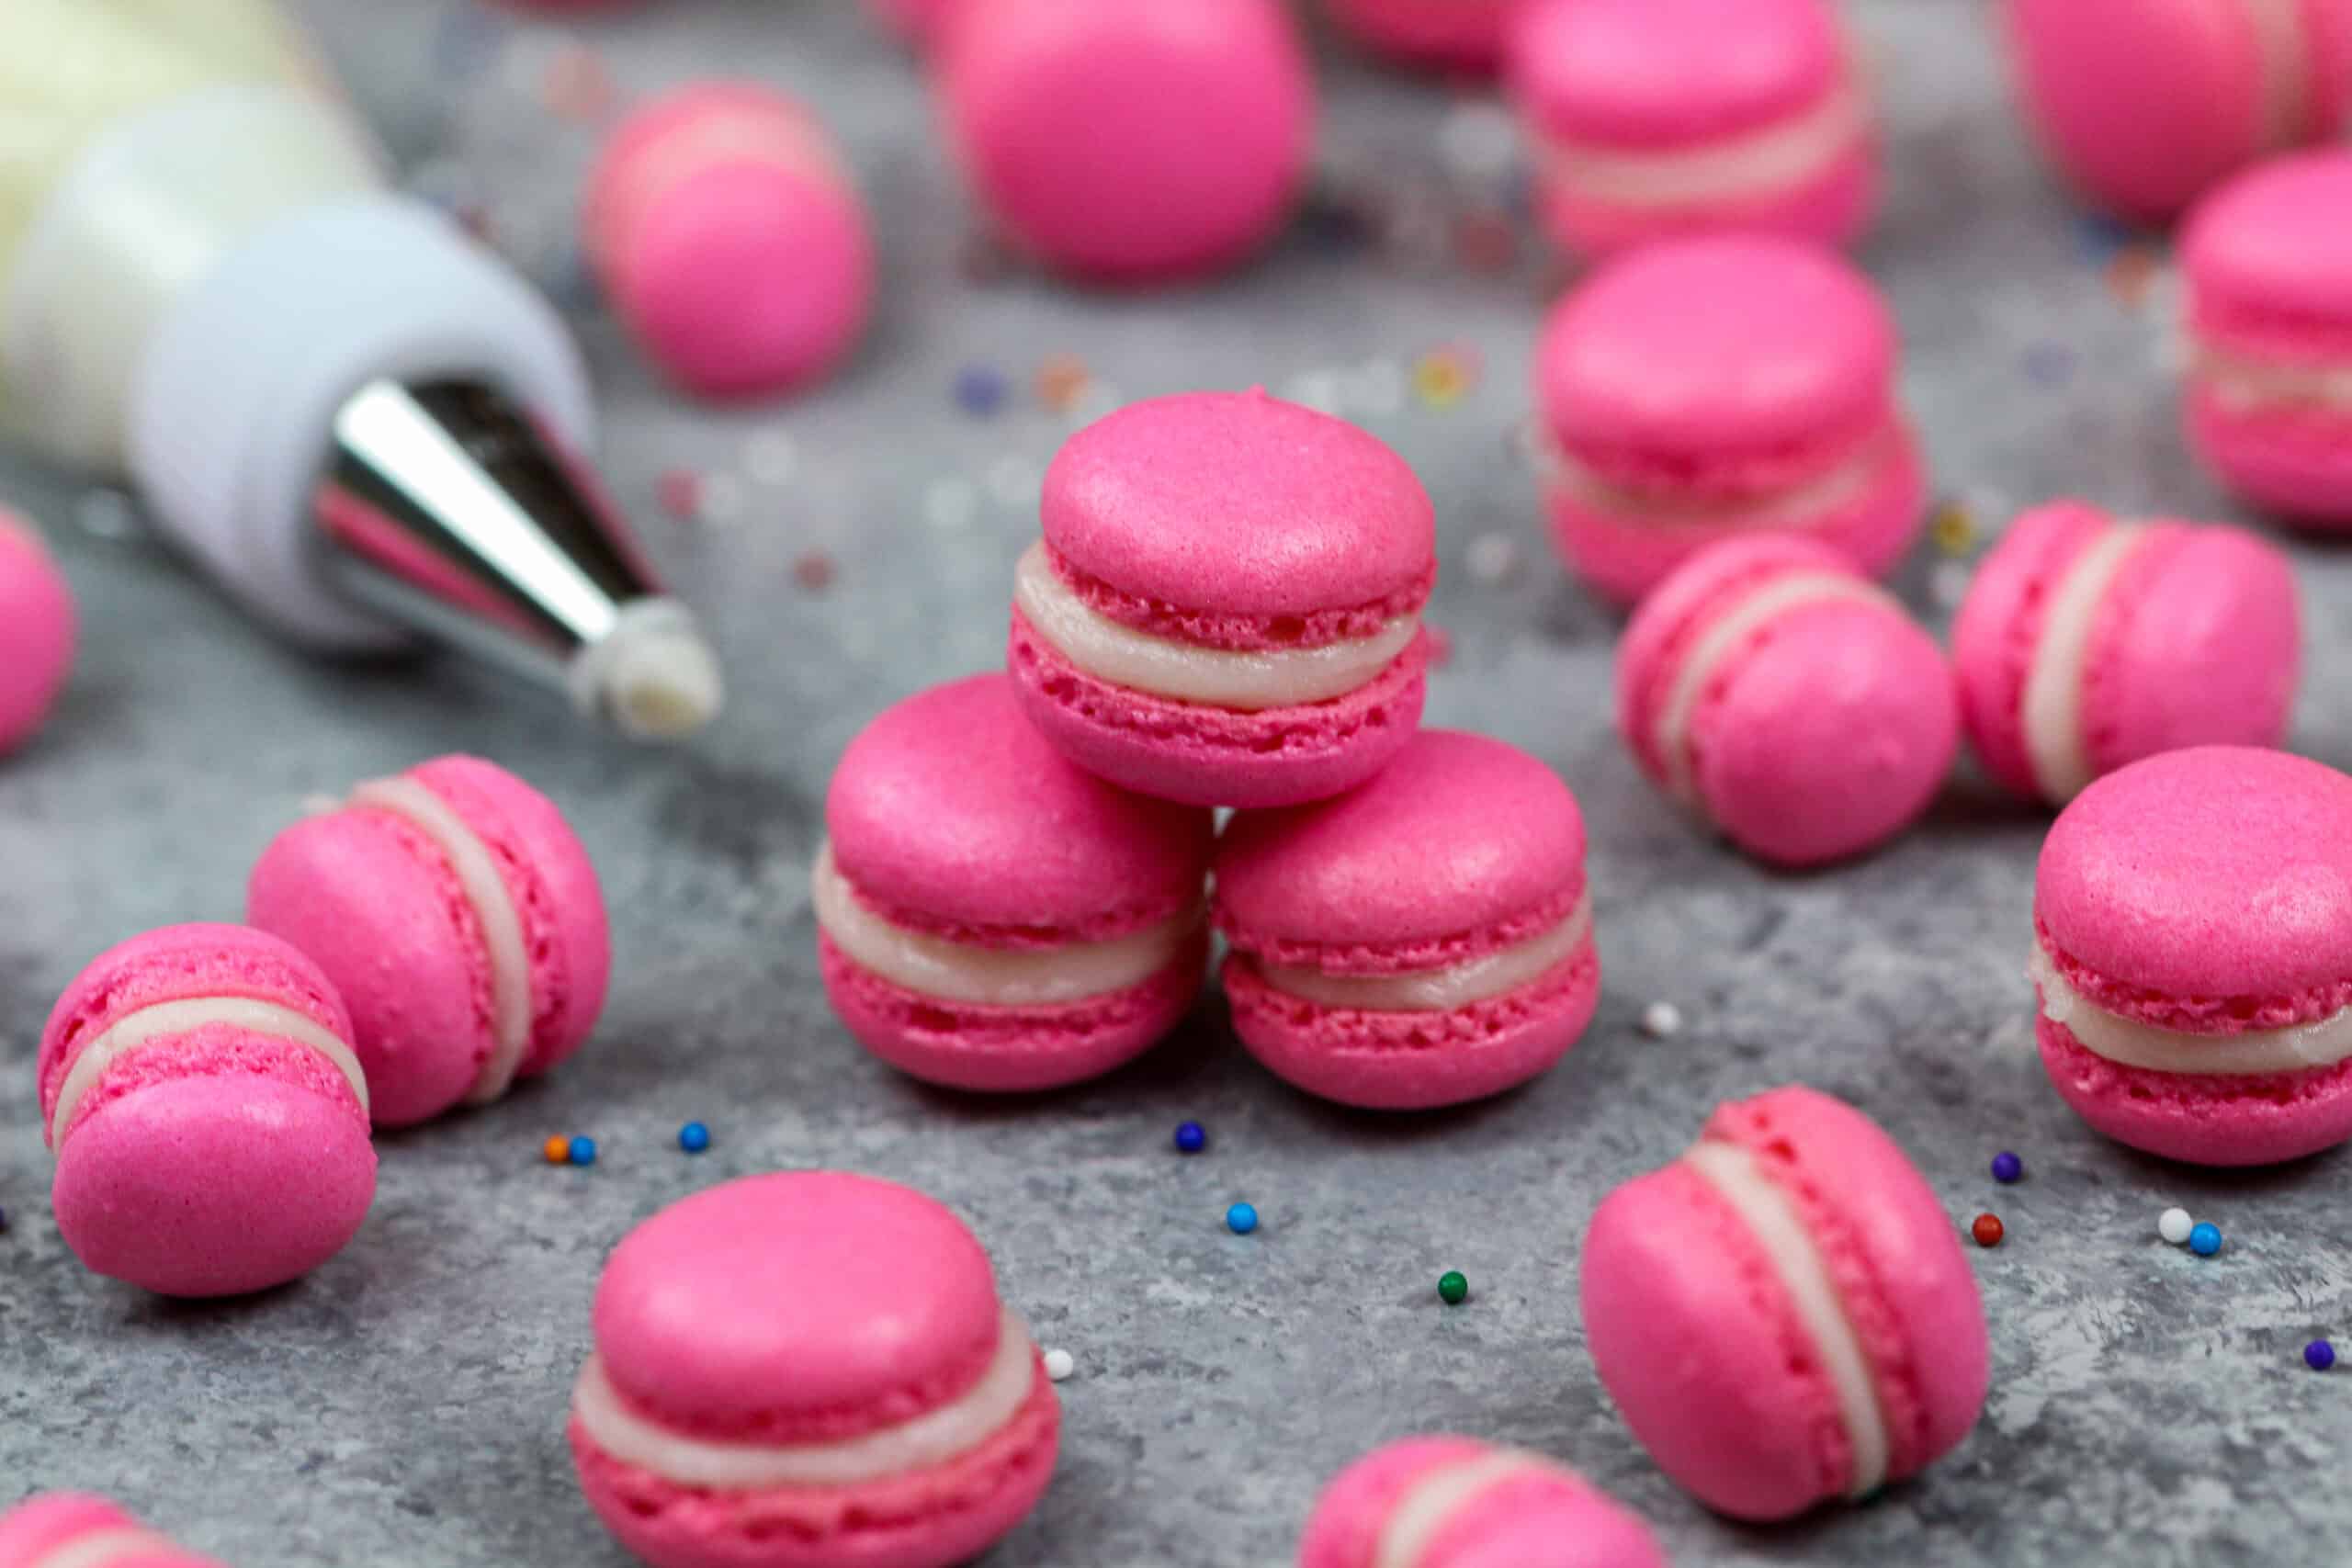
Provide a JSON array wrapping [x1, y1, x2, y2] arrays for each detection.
[[1547, 434, 1890, 530], [2193, 347, 2352, 414], [1255, 895, 1592, 1012], [1375, 1450, 1553, 1568], [2018, 524, 2149, 803], [571, 1308, 1038, 1490], [812, 842, 1198, 1006], [1537, 85, 1867, 209], [1012, 542, 1419, 712], [1655, 574, 1894, 804], [2249, 0, 2313, 149], [349, 775, 533, 1105], [2030, 942, 2352, 1075], [31, 1532, 180, 1568], [49, 997, 370, 1147], [1683, 1140, 1889, 1499]]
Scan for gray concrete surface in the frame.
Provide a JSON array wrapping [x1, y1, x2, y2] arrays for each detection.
[[3, 2, 2348, 1563]]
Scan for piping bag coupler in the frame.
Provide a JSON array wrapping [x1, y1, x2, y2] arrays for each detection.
[[124, 194, 722, 739]]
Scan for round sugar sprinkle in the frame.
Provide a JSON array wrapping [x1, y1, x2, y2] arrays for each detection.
[[1227, 1202, 1260, 1235], [2307, 1341, 2336, 1372], [1972, 1213, 2005, 1248], [953, 365, 1010, 417], [1438, 1270, 1470, 1306], [1464, 532, 1521, 586], [1639, 1001, 1683, 1040], [568, 1136, 598, 1168], [2189, 1222, 2222, 1257], [543, 1135, 571, 1166], [1991, 1152, 2023, 1184], [1044, 1348, 1076, 1382], [679, 1122, 711, 1155], [2159, 1208, 2194, 1246], [1174, 1122, 1207, 1155]]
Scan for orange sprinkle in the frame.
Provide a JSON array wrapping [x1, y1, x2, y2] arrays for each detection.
[[1035, 353, 1091, 413], [544, 1135, 572, 1166], [2105, 246, 2159, 309]]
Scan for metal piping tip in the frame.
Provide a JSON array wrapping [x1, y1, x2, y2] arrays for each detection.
[[312, 377, 724, 740]]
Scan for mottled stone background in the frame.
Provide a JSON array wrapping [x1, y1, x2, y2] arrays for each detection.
[[2, 2, 2347, 1563]]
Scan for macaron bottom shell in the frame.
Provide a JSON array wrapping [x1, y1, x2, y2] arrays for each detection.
[[2187, 400, 2352, 528], [1536, 143, 1875, 259], [2038, 1015, 2352, 1167]]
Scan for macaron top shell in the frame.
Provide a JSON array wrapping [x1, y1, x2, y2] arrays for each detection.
[[0, 1495, 142, 1562], [827, 673, 1213, 942], [1538, 236, 1894, 461], [2037, 746, 2352, 1008], [1510, 0, 1848, 145], [38, 923, 355, 1141], [1041, 390, 1437, 625], [1215, 730, 1586, 962], [2183, 149, 2352, 341], [594, 1171, 1004, 1445]]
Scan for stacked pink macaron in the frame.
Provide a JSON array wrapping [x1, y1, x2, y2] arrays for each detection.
[[2031, 747, 2352, 1166], [0, 509, 76, 758], [1215, 730, 1598, 1111], [1325, 0, 1513, 73], [938, 0, 1315, 283], [2179, 150, 2352, 526], [571, 1171, 1060, 1568], [0, 1495, 224, 1568], [816, 673, 1214, 1091], [584, 83, 874, 400], [1508, 0, 1876, 257], [1952, 501, 2301, 804], [1583, 1087, 1989, 1519], [1298, 1438, 1666, 1568], [1535, 235, 1924, 606], [39, 924, 376, 1297], [1617, 536, 1957, 867], [2002, 0, 2352, 222], [247, 754, 610, 1128], [1008, 389, 1437, 808]]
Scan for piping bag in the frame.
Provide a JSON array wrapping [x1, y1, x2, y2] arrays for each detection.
[[0, 0, 722, 739]]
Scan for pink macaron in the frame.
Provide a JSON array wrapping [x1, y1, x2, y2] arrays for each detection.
[[1536, 234, 1924, 606], [1583, 1086, 1989, 1521], [2032, 746, 2352, 1166], [1214, 730, 1598, 1111], [818, 673, 1213, 1091], [1617, 535, 1957, 868], [1952, 501, 2301, 805], [38, 924, 376, 1298], [1008, 389, 1437, 808], [583, 83, 874, 400], [0, 1495, 224, 1568], [2180, 149, 2352, 526], [0, 511, 76, 758], [246, 754, 610, 1128], [1298, 1437, 1668, 1568], [2003, 0, 2352, 223], [938, 0, 1315, 283], [570, 1170, 1060, 1568], [1325, 0, 1512, 73], [1507, 0, 1876, 257]]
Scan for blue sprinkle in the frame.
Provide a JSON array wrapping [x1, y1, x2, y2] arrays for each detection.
[[1174, 1122, 1207, 1156], [569, 1136, 598, 1168], [2189, 1222, 2222, 1257], [2308, 1340, 2336, 1371], [1991, 1151, 2023, 1184], [1226, 1202, 1260, 1236], [679, 1122, 711, 1155], [953, 366, 1010, 417]]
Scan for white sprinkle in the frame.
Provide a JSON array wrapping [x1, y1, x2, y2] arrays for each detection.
[[1464, 532, 1520, 586], [698, 473, 744, 526], [1043, 1348, 1075, 1382], [743, 430, 798, 484], [2159, 1208, 2194, 1246], [1439, 103, 1521, 181], [923, 478, 979, 533], [1639, 1001, 1683, 1039], [1930, 559, 1973, 611]]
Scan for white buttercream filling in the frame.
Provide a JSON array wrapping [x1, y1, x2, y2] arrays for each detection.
[[1547, 434, 1891, 530], [349, 775, 533, 1105], [2249, 0, 2313, 150], [1654, 574, 1894, 804], [1012, 542, 1419, 712], [1536, 85, 1867, 209], [571, 1308, 1038, 1490], [30, 1531, 180, 1568], [2030, 942, 2352, 1075], [1375, 1449, 1554, 1568], [812, 841, 1198, 1006], [1254, 895, 1592, 1012], [2018, 524, 2148, 804], [2193, 347, 2352, 414], [49, 997, 370, 1147], [1683, 1139, 1890, 1499]]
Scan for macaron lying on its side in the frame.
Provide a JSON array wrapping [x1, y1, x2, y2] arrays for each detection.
[[39, 924, 376, 1298], [1583, 1086, 1989, 1520], [1009, 389, 1437, 807], [0, 1495, 226, 1568], [0, 509, 76, 758], [1536, 235, 1924, 605], [570, 1171, 1060, 1568], [817, 672, 1214, 1091], [1617, 536, 1957, 868], [247, 754, 610, 1128], [1953, 501, 2301, 804], [2032, 747, 2352, 1166], [1299, 1437, 1668, 1568], [1215, 730, 1598, 1111]]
